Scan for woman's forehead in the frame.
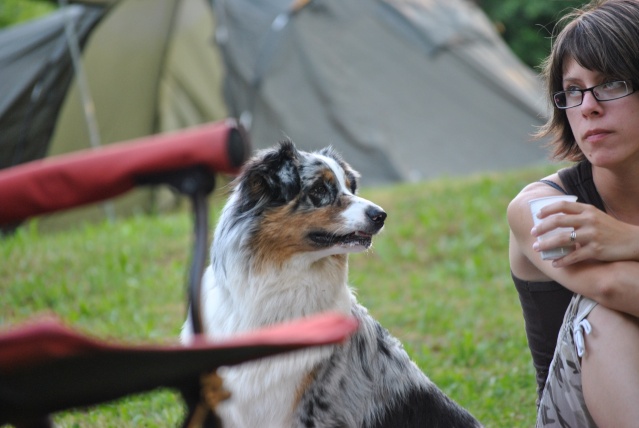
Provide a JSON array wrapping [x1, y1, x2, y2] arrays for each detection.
[[562, 56, 605, 81]]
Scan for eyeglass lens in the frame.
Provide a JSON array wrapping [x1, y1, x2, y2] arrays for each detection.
[[554, 81, 631, 108]]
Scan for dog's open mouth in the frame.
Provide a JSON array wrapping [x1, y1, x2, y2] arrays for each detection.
[[309, 231, 373, 248]]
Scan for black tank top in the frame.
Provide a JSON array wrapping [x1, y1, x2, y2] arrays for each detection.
[[511, 160, 606, 401]]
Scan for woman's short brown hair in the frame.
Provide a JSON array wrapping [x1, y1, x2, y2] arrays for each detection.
[[537, 0, 639, 161]]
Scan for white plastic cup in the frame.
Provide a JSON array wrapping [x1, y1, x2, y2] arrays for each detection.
[[528, 195, 578, 260]]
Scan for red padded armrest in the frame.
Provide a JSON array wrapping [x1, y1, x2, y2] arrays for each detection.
[[0, 313, 357, 373], [0, 119, 249, 225], [0, 313, 357, 422]]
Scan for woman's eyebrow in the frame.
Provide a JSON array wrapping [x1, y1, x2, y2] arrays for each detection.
[[560, 77, 582, 88]]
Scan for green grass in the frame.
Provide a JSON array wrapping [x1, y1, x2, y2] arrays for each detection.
[[0, 163, 557, 427]]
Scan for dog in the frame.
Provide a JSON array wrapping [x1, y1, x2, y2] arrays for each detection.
[[181, 141, 482, 427]]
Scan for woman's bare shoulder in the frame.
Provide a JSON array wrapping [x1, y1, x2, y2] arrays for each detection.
[[508, 172, 564, 218]]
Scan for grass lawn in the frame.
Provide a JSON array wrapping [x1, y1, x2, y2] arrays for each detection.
[[0, 163, 558, 427]]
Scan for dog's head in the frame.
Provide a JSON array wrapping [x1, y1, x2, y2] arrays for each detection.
[[225, 140, 386, 266]]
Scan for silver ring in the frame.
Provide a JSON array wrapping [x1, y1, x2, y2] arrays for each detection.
[[570, 230, 577, 243]]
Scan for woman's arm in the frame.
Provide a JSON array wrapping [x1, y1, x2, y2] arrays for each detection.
[[508, 182, 639, 316]]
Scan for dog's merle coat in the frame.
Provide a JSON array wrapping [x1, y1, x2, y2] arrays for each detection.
[[182, 141, 482, 428]]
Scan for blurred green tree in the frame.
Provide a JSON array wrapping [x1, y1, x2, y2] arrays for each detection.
[[477, 0, 590, 69], [0, 0, 55, 29]]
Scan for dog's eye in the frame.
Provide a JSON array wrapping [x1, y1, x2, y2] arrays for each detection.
[[309, 183, 330, 206], [311, 184, 326, 197]]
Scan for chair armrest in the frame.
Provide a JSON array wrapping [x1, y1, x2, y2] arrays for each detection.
[[0, 119, 249, 225], [0, 313, 357, 424]]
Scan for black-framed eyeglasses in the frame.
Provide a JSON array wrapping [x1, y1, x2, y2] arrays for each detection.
[[553, 80, 636, 109]]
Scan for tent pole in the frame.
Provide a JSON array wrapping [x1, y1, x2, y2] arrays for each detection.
[[59, 0, 115, 222]]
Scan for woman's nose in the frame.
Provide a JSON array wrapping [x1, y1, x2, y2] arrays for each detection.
[[579, 90, 602, 115]]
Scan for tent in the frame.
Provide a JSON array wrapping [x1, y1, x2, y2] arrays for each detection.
[[1, 0, 549, 191], [0, 3, 104, 169], [1, 0, 227, 167], [0, 0, 227, 224], [211, 0, 550, 184]]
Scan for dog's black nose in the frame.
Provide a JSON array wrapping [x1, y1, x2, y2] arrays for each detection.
[[366, 207, 387, 226]]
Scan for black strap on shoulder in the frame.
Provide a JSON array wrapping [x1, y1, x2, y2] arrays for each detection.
[[538, 179, 568, 195]]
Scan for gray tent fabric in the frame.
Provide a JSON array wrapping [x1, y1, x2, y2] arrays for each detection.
[[212, 0, 550, 185], [0, 4, 106, 169]]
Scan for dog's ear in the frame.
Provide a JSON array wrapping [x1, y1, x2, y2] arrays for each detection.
[[236, 140, 301, 213]]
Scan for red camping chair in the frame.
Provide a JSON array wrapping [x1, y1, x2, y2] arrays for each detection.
[[0, 120, 358, 427]]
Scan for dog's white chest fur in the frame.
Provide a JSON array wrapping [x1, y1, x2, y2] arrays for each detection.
[[215, 346, 330, 427], [195, 263, 350, 427]]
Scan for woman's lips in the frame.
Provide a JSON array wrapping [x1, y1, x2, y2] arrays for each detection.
[[583, 129, 611, 143]]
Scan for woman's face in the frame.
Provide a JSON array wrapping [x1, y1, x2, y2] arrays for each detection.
[[563, 57, 639, 169]]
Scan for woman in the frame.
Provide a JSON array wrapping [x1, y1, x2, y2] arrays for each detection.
[[507, 0, 639, 426]]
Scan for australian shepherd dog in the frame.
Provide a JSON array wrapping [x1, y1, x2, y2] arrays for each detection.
[[182, 141, 482, 427]]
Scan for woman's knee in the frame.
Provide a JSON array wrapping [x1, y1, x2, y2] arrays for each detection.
[[585, 304, 639, 350], [582, 305, 639, 427]]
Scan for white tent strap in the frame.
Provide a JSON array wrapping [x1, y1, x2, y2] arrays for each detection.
[[60, 0, 102, 150], [60, 0, 115, 221]]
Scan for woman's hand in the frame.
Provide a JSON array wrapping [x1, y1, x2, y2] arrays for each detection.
[[531, 200, 639, 266]]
